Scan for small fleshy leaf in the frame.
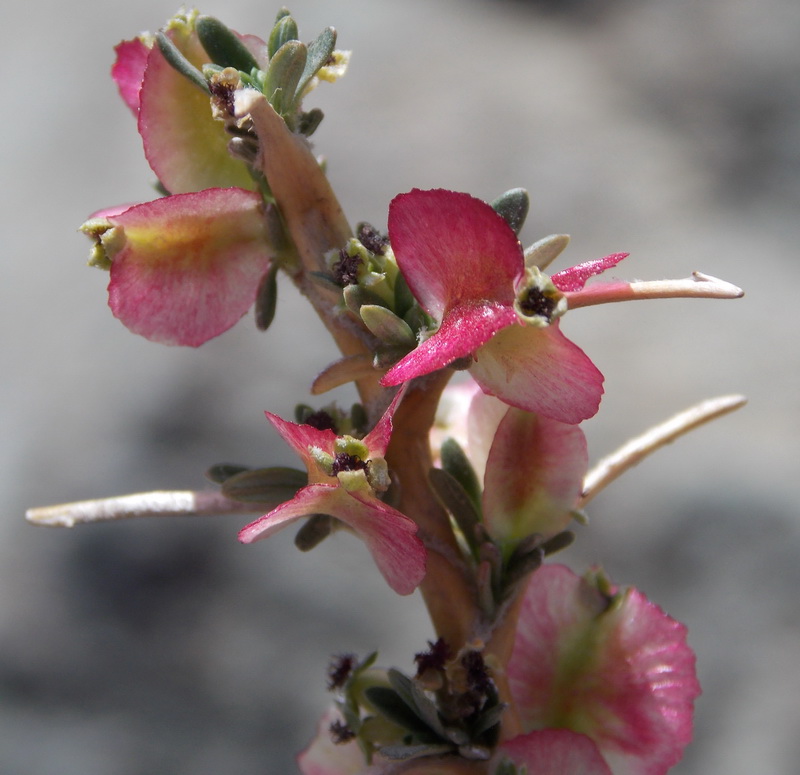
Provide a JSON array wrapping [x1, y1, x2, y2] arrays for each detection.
[[264, 40, 307, 115], [268, 13, 299, 59], [360, 304, 417, 346], [491, 188, 529, 235], [428, 468, 482, 555], [524, 234, 571, 271], [255, 261, 279, 331], [295, 27, 337, 98], [440, 438, 482, 514], [205, 463, 251, 484], [155, 31, 209, 93], [196, 15, 260, 72], [294, 514, 334, 551], [221, 466, 307, 504]]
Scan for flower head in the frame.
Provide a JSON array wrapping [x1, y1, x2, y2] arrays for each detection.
[[239, 390, 427, 595], [380, 189, 627, 424]]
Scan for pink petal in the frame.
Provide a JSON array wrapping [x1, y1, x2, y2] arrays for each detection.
[[138, 28, 255, 193], [298, 708, 368, 775], [112, 38, 150, 115], [107, 188, 271, 346], [551, 252, 628, 292], [265, 411, 338, 479], [482, 411, 587, 546], [239, 486, 427, 596], [381, 302, 517, 387], [465, 388, 510, 483], [468, 322, 604, 424], [498, 729, 612, 775], [388, 189, 522, 320], [508, 565, 701, 775], [362, 386, 406, 456]]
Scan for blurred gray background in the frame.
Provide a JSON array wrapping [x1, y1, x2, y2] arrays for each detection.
[[3, 0, 799, 772]]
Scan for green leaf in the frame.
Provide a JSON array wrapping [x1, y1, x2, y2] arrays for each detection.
[[524, 233, 570, 271], [268, 13, 299, 59], [294, 514, 333, 551], [360, 305, 417, 346], [255, 262, 279, 331], [196, 15, 259, 72], [295, 27, 337, 98], [221, 466, 307, 505], [297, 108, 324, 137], [155, 31, 209, 93], [363, 687, 432, 735], [491, 188, 529, 235], [205, 463, 251, 484], [440, 438, 482, 515], [428, 468, 482, 555], [264, 40, 308, 115]]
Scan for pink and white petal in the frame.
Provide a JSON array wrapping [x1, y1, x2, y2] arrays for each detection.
[[482, 411, 587, 545], [107, 188, 271, 346], [298, 708, 369, 775], [112, 38, 150, 115], [239, 486, 426, 596], [265, 412, 338, 476], [138, 28, 255, 193], [363, 385, 406, 456], [464, 388, 509, 485], [381, 302, 517, 387], [469, 322, 604, 424], [551, 253, 628, 292], [498, 729, 612, 775], [389, 190, 522, 319], [508, 565, 700, 775]]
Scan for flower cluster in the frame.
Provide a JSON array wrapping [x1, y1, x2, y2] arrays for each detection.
[[30, 7, 745, 775]]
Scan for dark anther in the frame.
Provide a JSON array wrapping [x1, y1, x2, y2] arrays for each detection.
[[332, 249, 363, 286], [209, 80, 236, 115], [462, 650, 492, 694], [518, 287, 557, 320], [327, 653, 357, 690], [357, 223, 390, 255], [331, 452, 368, 475], [305, 410, 338, 433], [414, 637, 451, 675], [329, 719, 356, 744]]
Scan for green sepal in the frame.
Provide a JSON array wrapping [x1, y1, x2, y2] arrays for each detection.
[[388, 669, 449, 740], [196, 15, 259, 72], [294, 514, 333, 551], [440, 438, 482, 515], [428, 468, 482, 557], [155, 31, 210, 93], [221, 466, 307, 505], [491, 188, 529, 235], [268, 13, 299, 59], [264, 40, 307, 115], [360, 305, 417, 346], [255, 261, 280, 331], [205, 463, 251, 484], [295, 27, 337, 99]]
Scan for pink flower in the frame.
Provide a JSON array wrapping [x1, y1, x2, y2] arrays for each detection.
[[506, 564, 701, 775], [238, 390, 427, 596], [381, 189, 627, 424], [82, 13, 274, 346]]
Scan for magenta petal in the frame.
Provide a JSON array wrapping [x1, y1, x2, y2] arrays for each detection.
[[239, 486, 426, 596], [107, 188, 271, 346], [112, 38, 150, 115], [381, 302, 517, 386], [138, 28, 254, 193], [499, 730, 612, 775], [388, 189, 522, 319], [551, 252, 629, 292], [362, 386, 406, 456], [482, 411, 587, 545], [508, 565, 701, 775], [265, 411, 338, 477], [469, 322, 604, 423]]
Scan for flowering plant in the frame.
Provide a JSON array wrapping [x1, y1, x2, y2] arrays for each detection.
[[28, 8, 745, 774]]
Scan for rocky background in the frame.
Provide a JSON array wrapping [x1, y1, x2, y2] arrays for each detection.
[[3, 0, 799, 772]]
